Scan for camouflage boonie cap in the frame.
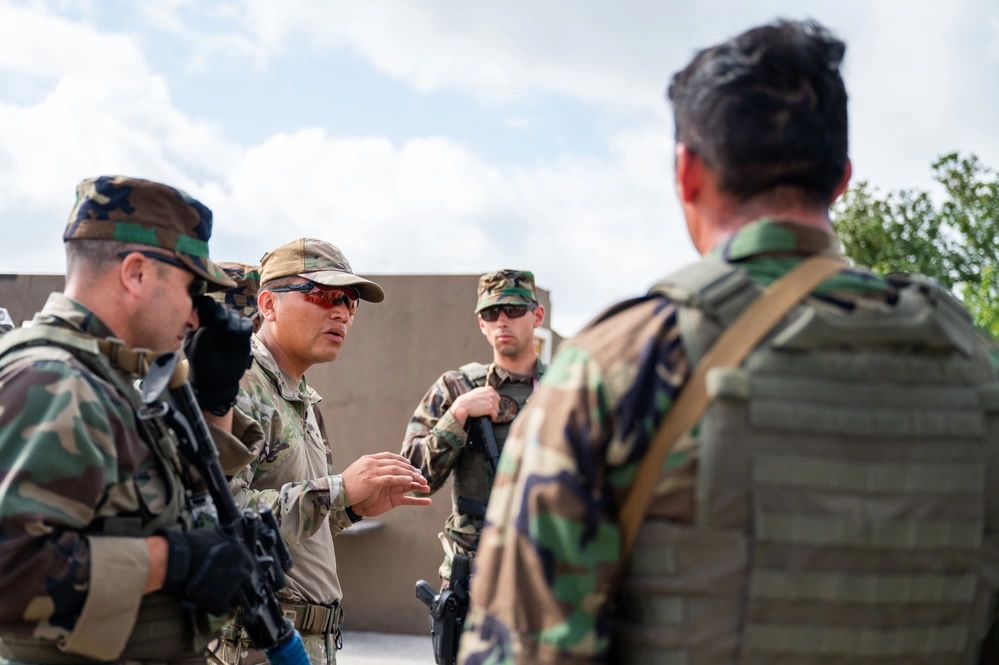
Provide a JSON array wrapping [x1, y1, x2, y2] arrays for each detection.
[[258, 238, 385, 303], [64, 175, 235, 289], [211, 262, 261, 319], [475, 269, 538, 313], [0, 307, 13, 334]]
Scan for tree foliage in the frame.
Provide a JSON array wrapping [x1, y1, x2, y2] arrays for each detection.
[[833, 153, 999, 336]]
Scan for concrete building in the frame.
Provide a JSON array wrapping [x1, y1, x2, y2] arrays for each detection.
[[0, 272, 561, 634]]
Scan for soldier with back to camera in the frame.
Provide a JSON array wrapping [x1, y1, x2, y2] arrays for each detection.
[[459, 20, 999, 665]]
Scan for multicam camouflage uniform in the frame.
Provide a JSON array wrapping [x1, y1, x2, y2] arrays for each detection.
[[402, 270, 546, 580], [0, 176, 252, 665], [220, 337, 352, 665], [458, 220, 999, 665], [218, 239, 385, 665]]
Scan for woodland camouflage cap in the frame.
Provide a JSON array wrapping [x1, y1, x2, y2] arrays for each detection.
[[475, 269, 538, 313], [211, 262, 261, 319], [64, 175, 235, 288]]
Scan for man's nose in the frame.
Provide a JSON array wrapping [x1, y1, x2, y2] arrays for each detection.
[[328, 302, 351, 321]]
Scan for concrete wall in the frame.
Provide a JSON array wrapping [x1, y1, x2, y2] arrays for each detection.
[[0, 272, 560, 635]]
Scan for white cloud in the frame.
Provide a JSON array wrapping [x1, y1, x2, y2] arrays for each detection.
[[0, 2, 149, 80], [130, 0, 999, 185], [2, 0, 998, 336], [0, 3, 692, 334], [200, 125, 693, 334]]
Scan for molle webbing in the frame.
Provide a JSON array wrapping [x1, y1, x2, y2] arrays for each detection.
[[0, 326, 154, 377], [615, 260, 999, 665], [649, 259, 760, 367]]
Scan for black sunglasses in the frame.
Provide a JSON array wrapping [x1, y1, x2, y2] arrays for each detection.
[[117, 250, 208, 300], [479, 304, 535, 322], [268, 282, 359, 314]]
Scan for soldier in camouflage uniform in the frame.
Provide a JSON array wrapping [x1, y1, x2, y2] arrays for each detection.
[[0, 307, 13, 335], [459, 21, 999, 665], [213, 263, 262, 332], [401, 270, 547, 583], [214, 238, 432, 665], [0, 176, 259, 665]]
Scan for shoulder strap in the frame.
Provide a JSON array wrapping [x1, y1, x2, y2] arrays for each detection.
[[0, 326, 153, 376], [458, 362, 489, 389], [615, 256, 846, 576]]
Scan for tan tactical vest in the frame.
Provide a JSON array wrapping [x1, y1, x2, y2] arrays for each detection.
[[612, 261, 999, 665], [0, 326, 217, 663], [451, 362, 534, 520]]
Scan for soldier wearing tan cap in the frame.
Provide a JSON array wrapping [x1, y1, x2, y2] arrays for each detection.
[[213, 238, 432, 665], [0, 176, 257, 665]]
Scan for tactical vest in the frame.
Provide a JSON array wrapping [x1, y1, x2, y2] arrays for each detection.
[[611, 260, 999, 665], [450, 362, 534, 526], [0, 326, 216, 663]]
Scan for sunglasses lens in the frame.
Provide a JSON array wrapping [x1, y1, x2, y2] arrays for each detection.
[[304, 286, 359, 313], [481, 305, 530, 321], [503, 305, 528, 319]]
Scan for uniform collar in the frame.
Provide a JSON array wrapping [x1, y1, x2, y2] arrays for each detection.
[[32, 292, 118, 339], [488, 358, 547, 387], [249, 334, 322, 406], [709, 218, 842, 263]]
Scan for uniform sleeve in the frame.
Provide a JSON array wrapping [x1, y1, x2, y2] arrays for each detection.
[[400, 373, 469, 493], [458, 298, 690, 665], [0, 356, 151, 659], [229, 379, 350, 547]]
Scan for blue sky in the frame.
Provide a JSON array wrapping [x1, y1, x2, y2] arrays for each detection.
[[1, 0, 997, 335]]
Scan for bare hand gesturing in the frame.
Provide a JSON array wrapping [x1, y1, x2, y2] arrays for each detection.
[[341, 452, 432, 516]]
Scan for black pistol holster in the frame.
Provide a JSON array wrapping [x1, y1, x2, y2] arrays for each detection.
[[415, 553, 471, 665]]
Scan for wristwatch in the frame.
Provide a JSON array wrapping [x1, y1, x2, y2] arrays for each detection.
[[345, 505, 363, 523]]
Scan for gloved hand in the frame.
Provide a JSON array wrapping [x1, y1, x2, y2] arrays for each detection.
[[161, 526, 253, 616], [186, 295, 252, 415]]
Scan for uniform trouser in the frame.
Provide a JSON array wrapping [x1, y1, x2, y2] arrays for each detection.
[[208, 632, 338, 665]]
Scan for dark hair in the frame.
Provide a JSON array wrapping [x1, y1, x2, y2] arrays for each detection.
[[667, 19, 848, 206]]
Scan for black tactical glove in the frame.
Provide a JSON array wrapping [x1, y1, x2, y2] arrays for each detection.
[[186, 295, 253, 415], [161, 527, 253, 616]]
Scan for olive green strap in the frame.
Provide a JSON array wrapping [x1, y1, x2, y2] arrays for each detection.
[[616, 256, 846, 574]]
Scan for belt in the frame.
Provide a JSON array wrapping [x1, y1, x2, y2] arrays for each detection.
[[279, 601, 345, 636]]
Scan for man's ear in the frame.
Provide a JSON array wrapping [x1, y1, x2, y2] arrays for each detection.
[[258, 290, 278, 322], [675, 143, 705, 205], [831, 157, 853, 202], [532, 305, 545, 328], [118, 251, 148, 299]]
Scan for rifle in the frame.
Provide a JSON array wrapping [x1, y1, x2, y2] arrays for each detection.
[[140, 352, 308, 665], [415, 416, 498, 664]]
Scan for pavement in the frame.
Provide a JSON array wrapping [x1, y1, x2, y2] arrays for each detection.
[[0, 632, 436, 665], [339, 631, 437, 665]]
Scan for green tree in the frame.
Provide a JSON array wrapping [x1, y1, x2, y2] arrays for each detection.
[[833, 153, 999, 337]]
